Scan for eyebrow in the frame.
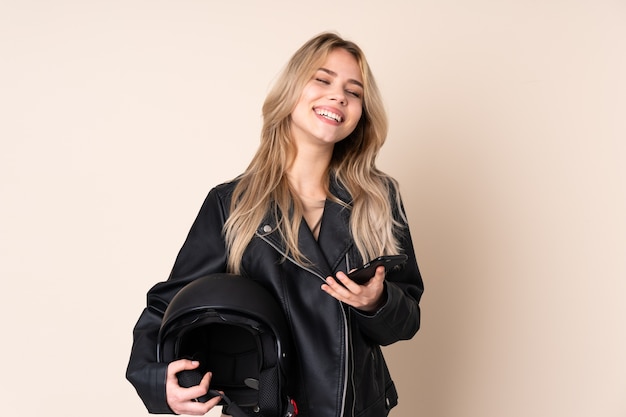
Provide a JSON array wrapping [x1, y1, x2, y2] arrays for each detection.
[[318, 68, 364, 89]]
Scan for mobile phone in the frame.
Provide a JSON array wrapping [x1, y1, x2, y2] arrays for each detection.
[[347, 254, 408, 284]]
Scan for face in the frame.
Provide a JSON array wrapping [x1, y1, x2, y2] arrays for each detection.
[[289, 48, 364, 149]]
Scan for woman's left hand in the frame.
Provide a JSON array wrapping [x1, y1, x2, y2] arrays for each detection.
[[321, 266, 386, 313]]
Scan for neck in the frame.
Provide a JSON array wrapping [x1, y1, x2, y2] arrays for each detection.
[[287, 144, 333, 199]]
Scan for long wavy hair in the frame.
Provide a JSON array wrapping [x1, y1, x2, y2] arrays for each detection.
[[224, 32, 405, 274]]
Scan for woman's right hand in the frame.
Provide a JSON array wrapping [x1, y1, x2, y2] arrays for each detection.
[[166, 359, 222, 415]]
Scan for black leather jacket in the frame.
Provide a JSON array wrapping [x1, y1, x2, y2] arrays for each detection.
[[126, 178, 424, 417]]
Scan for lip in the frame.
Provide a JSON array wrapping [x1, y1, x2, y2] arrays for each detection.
[[313, 106, 345, 125]]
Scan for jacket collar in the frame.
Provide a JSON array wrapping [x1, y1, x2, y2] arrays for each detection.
[[257, 177, 354, 277]]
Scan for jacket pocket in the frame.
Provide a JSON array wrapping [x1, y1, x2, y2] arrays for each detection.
[[351, 342, 399, 416], [384, 380, 398, 411], [354, 380, 398, 417]]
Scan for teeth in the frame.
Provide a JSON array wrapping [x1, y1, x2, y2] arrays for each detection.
[[315, 109, 343, 123]]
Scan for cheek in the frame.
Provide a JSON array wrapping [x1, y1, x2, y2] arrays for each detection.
[[299, 83, 320, 101], [291, 94, 312, 120], [348, 108, 363, 129], [293, 87, 318, 114]]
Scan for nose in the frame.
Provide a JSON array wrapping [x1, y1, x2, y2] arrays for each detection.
[[328, 88, 347, 106]]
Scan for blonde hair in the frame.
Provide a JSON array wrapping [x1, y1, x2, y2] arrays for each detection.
[[224, 32, 404, 274]]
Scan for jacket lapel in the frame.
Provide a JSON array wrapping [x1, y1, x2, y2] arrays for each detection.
[[316, 198, 353, 272], [257, 178, 354, 277]]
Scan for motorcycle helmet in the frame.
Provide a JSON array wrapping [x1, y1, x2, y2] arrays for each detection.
[[157, 273, 297, 417]]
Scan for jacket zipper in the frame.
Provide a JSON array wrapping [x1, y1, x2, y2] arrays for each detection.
[[344, 253, 356, 417], [257, 232, 350, 417]]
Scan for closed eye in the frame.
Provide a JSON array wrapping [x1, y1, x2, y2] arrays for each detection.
[[346, 89, 361, 98], [315, 78, 330, 85]]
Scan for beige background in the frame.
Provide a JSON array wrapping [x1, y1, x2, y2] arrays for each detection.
[[1, 1, 625, 416]]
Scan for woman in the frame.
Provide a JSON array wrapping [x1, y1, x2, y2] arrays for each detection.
[[126, 32, 424, 417]]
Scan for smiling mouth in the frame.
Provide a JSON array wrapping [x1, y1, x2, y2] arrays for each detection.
[[315, 108, 343, 123]]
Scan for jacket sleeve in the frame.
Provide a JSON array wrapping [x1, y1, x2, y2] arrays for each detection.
[[352, 187, 424, 346], [125, 186, 230, 413]]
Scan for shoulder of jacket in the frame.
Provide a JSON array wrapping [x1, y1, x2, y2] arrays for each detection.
[[210, 177, 242, 200]]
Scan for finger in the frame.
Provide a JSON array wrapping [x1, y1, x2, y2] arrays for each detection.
[[185, 371, 213, 400], [369, 266, 386, 283], [321, 277, 346, 299], [168, 358, 200, 375], [173, 393, 222, 416], [204, 392, 223, 408], [324, 277, 351, 297], [195, 393, 223, 414], [167, 360, 201, 385], [187, 378, 222, 410], [321, 277, 338, 294], [167, 372, 218, 414], [334, 271, 360, 291]]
